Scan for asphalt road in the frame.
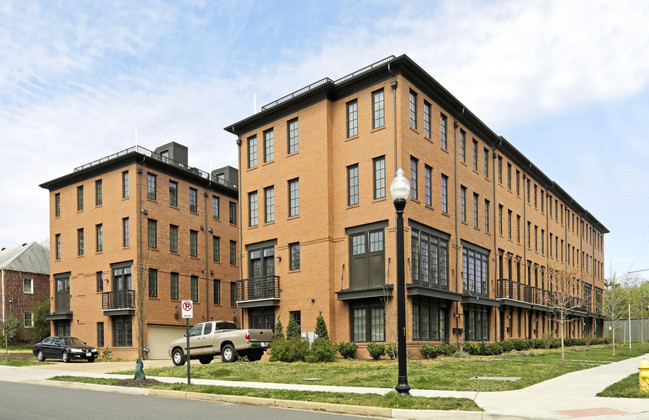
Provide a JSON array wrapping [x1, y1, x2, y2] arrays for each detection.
[[0, 382, 375, 420]]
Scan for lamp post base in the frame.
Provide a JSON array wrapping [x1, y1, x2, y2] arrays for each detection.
[[395, 378, 411, 395]]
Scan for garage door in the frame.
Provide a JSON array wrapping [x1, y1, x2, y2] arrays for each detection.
[[147, 325, 186, 360]]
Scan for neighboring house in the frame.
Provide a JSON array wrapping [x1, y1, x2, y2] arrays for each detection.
[[225, 54, 607, 357], [0, 242, 50, 344], [40, 142, 240, 359]]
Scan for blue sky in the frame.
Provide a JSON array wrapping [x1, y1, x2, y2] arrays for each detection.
[[2, 0, 649, 278]]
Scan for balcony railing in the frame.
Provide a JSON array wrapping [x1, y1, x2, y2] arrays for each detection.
[[236, 276, 280, 302], [496, 279, 591, 312], [102, 290, 135, 311]]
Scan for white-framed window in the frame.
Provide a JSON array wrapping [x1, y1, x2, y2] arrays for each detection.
[[24, 312, 34, 328], [23, 278, 34, 294]]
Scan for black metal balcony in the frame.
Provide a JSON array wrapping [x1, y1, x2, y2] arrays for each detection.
[[236, 276, 280, 308], [102, 290, 135, 314]]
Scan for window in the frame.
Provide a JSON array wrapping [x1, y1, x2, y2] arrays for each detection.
[[517, 215, 521, 243], [190, 230, 198, 257], [289, 311, 302, 335], [230, 241, 237, 265], [229, 202, 237, 225], [288, 178, 299, 217], [213, 280, 221, 304], [263, 128, 274, 162], [96, 224, 103, 252], [249, 191, 258, 226], [95, 180, 102, 206], [288, 118, 299, 154], [170, 272, 179, 300], [462, 244, 489, 296], [473, 193, 479, 228], [424, 165, 432, 206], [289, 243, 300, 271], [516, 170, 520, 196], [189, 188, 197, 213], [122, 171, 129, 198], [212, 236, 220, 262], [113, 315, 132, 347], [441, 175, 448, 213], [373, 156, 386, 199], [96, 272, 103, 292], [484, 200, 490, 232], [23, 278, 33, 294], [541, 229, 545, 254], [77, 228, 84, 256], [169, 181, 178, 207], [459, 130, 466, 162], [373, 90, 385, 129], [483, 148, 489, 178], [411, 226, 449, 288], [508, 210, 512, 240], [541, 190, 545, 213], [191, 276, 198, 302], [409, 90, 417, 128], [121, 217, 129, 247], [248, 135, 257, 168], [460, 186, 466, 222], [527, 179, 531, 203], [472, 140, 478, 171], [55, 234, 61, 259], [148, 219, 157, 248], [440, 114, 447, 149], [210, 196, 219, 220], [412, 297, 447, 341], [349, 224, 385, 289], [97, 323, 104, 348], [24, 312, 33, 328], [147, 173, 156, 200], [534, 225, 538, 251], [264, 186, 274, 223], [534, 184, 538, 208], [351, 300, 385, 342], [423, 101, 431, 137], [527, 221, 531, 248], [464, 304, 489, 341], [410, 157, 418, 200], [149, 269, 158, 298], [230, 282, 237, 306], [498, 205, 503, 236], [507, 163, 512, 190], [347, 99, 358, 137], [169, 224, 178, 253], [497, 156, 502, 184], [77, 186, 84, 211], [348, 164, 359, 206], [55, 193, 61, 217]]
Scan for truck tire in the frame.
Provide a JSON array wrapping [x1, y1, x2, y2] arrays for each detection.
[[199, 355, 213, 365], [172, 348, 186, 366], [247, 350, 263, 361], [221, 344, 237, 363]]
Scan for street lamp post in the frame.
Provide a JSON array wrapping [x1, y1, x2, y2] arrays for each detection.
[[390, 168, 411, 395]]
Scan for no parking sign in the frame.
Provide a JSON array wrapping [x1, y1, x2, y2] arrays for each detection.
[[181, 300, 193, 319]]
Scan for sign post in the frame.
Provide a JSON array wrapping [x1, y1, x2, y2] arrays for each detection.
[[181, 300, 193, 385]]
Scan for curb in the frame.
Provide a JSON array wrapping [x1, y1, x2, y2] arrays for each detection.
[[24, 379, 489, 419]]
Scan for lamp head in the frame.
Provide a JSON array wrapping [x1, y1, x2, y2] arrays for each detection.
[[390, 168, 410, 202]]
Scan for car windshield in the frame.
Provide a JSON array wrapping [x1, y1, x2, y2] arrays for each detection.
[[61, 337, 86, 347]]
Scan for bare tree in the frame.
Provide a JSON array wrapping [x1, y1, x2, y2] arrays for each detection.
[[604, 274, 629, 357], [546, 267, 581, 364]]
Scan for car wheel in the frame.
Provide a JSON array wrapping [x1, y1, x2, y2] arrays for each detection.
[[62, 351, 70, 363], [88, 357, 95, 363], [37, 350, 46, 362], [172, 348, 186, 366], [221, 344, 237, 363], [199, 356, 213, 365]]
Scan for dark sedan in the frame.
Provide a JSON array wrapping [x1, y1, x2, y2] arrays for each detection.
[[33, 336, 98, 363]]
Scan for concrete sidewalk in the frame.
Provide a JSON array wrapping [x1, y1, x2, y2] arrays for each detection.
[[2, 355, 649, 419]]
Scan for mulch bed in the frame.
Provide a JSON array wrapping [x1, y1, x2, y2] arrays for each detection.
[[116, 379, 162, 387]]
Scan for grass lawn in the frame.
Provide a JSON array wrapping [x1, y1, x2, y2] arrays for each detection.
[[48, 375, 481, 411], [597, 373, 649, 398], [119, 345, 648, 392]]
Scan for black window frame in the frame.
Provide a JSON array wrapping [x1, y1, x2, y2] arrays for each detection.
[[288, 118, 299, 154], [169, 180, 178, 207], [347, 99, 358, 137], [147, 173, 156, 200], [373, 89, 385, 129], [149, 269, 158, 298]]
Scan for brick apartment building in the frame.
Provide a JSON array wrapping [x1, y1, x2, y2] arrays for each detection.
[[225, 55, 607, 355], [40, 142, 240, 359], [0, 242, 50, 344]]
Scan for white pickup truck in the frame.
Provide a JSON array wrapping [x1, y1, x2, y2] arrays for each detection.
[[168, 320, 273, 365]]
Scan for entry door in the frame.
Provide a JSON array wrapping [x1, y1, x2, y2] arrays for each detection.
[[55, 276, 70, 313], [249, 247, 274, 299], [499, 310, 505, 341]]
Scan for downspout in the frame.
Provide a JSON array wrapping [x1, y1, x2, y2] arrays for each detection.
[[236, 136, 244, 328], [137, 156, 144, 359], [522, 172, 527, 339], [1, 269, 5, 323], [204, 189, 210, 321], [453, 111, 462, 349], [388, 63, 398, 173], [492, 147, 498, 338]]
